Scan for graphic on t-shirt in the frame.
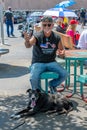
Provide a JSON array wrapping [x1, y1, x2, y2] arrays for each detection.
[[40, 43, 48, 48], [40, 42, 56, 54]]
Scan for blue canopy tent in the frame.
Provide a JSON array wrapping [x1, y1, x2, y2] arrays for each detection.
[[55, 0, 76, 8]]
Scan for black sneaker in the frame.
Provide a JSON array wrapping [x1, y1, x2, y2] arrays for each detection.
[[11, 34, 15, 37]]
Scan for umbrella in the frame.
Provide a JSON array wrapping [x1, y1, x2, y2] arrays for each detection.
[[55, 0, 76, 8], [43, 7, 77, 18]]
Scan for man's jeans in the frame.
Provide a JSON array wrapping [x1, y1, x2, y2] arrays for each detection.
[[30, 62, 68, 90], [6, 21, 14, 36]]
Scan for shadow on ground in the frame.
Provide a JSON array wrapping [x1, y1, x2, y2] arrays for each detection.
[[0, 95, 87, 130], [0, 63, 29, 78]]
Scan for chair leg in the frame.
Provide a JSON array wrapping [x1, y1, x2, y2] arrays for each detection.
[[80, 83, 83, 97], [40, 79, 48, 93], [45, 79, 48, 94], [80, 83, 87, 103]]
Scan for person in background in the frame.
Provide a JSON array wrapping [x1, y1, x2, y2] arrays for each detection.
[[80, 8, 86, 29], [77, 30, 87, 65], [33, 22, 41, 33], [77, 30, 87, 49], [3, 6, 15, 37], [75, 31, 80, 46], [24, 16, 68, 94], [56, 17, 66, 34], [63, 17, 69, 30], [66, 19, 78, 45]]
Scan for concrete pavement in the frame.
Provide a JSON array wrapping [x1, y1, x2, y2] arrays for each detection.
[[0, 24, 87, 130]]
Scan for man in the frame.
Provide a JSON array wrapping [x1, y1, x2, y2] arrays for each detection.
[[80, 8, 86, 29], [4, 6, 15, 37], [56, 18, 66, 34], [24, 16, 68, 94]]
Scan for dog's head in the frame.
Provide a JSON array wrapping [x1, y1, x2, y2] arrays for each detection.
[[27, 89, 41, 108]]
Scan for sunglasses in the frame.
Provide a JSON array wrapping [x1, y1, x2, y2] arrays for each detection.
[[42, 24, 52, 27]]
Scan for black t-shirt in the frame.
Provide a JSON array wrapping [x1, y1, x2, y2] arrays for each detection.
[[4, 11, 13, 22], [80, 10, 86, 18], [32, 31, 61, 64], [56, 25, 65, 34]]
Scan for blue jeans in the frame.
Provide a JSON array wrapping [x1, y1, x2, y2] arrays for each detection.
[[6, 21, 14, 36], [30, 62, 68, 90]]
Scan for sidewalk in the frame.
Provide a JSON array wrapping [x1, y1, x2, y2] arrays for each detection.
[[0, 24, 87, 130]]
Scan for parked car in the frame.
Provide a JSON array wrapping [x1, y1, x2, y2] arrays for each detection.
[[14, 14, 24, 24]]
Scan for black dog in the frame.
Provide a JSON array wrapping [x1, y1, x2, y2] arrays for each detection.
[[11, 89, 74, 119]]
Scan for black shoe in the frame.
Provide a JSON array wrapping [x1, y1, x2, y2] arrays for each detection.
[[11, 34, 15, 37]]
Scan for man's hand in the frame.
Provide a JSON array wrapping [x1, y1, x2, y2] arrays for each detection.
[[23, 32, 32, 48], [56, 49, 65, 59], [24, 32, 31, 42], [23, 32, 36, 48]]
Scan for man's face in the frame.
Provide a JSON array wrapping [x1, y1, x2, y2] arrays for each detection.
[[41, 21, 54, 34]]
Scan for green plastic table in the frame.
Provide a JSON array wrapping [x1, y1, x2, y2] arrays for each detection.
[[65, 50, 87, 101]]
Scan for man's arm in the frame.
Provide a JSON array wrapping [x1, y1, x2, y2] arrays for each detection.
[[77, 31, 85, 49], [3, 16, 6, 23], [3, 12, 7, 23], [12, 16, 14, 24], [56, 40, 65, 58], [24, 32, 36, 48]]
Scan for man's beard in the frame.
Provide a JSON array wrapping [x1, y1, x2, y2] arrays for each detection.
[[44, 29, 52, 34]]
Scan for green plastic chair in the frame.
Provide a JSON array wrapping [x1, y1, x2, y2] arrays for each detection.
[[40, 72, 59, 93], [77, 75, 87, 102], [29, 66, 59, 93]]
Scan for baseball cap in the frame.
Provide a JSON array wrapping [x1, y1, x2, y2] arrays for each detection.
[[41, 16, 53, 22], [69, 19, 78, 25]]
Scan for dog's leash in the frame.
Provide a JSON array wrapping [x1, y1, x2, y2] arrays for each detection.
[[11, 120, 25, 130]]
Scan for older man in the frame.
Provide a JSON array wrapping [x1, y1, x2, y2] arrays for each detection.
[[24, 16, 68, 94]]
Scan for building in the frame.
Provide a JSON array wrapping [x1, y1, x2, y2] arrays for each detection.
[[3, 0, 87, 10]]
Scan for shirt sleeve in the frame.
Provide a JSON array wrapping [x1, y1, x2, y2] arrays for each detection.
[[77, 31, 85, 49]]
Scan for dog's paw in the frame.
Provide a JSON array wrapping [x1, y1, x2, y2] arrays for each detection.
[[10, 114, 21, 119]]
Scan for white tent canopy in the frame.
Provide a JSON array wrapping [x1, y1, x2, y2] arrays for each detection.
[[43, 8, 77, 18]]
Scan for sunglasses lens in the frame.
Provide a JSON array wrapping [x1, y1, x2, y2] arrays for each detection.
[[43, 24, 51, 27], [48, 24, 51, 27], [43, 24, 46, 27]]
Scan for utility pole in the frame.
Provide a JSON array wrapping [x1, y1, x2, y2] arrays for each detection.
[[0, 0, 5, 45]]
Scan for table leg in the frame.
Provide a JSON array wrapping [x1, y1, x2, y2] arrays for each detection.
[[80, 61, 87, 102], [66, 60, 77, 98], [80, 61, 83, 96], [65, 59, 70, 88], [73, 60, 77, 93]]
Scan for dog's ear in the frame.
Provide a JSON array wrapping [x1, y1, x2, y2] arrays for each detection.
[[36, 89, 41, 93], [26, 89, 31, 93]]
